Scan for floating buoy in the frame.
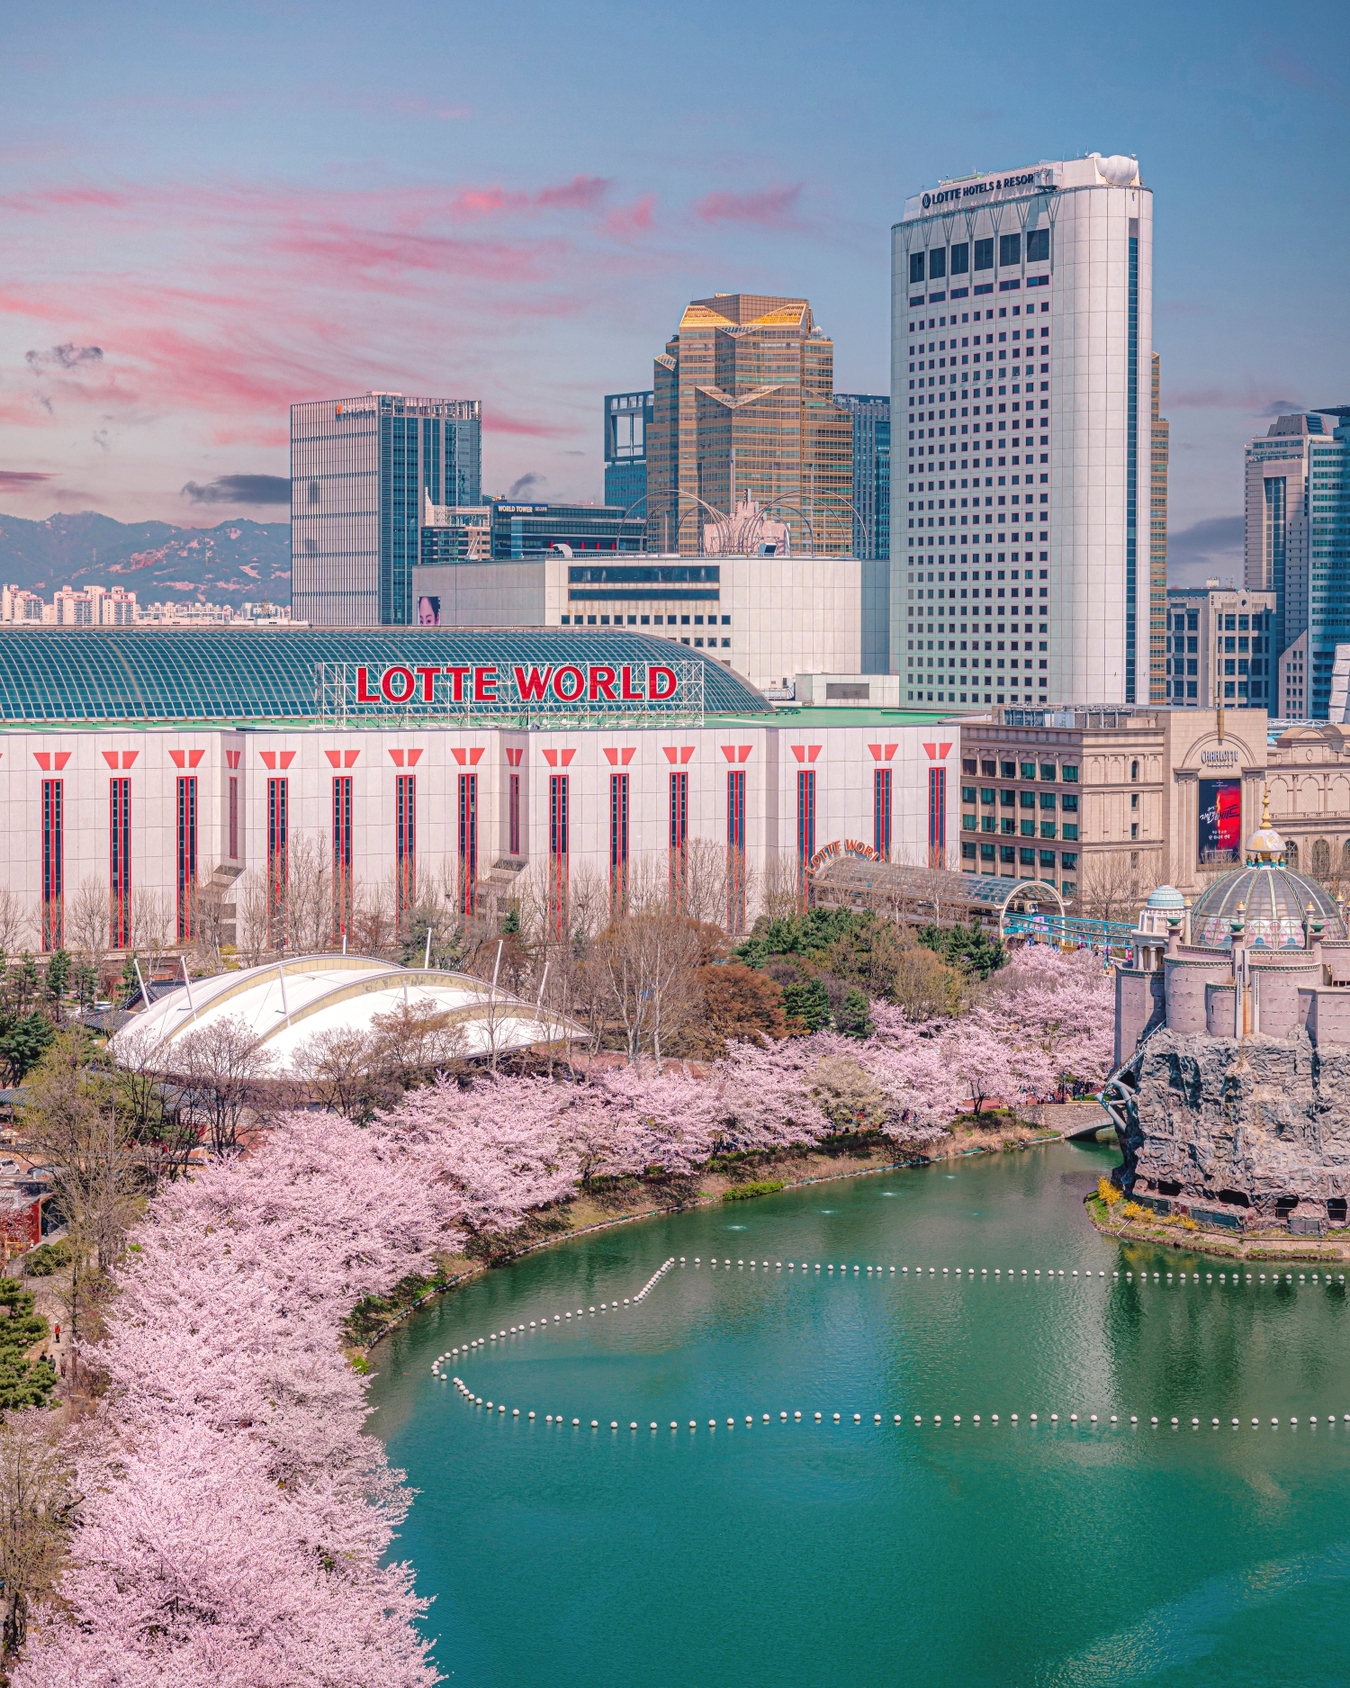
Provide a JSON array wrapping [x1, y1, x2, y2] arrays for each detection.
[[746, 1415, 753, 1425], [854, 1413, 862, 1422], [780, 1411, 788, 1421], [834, 1412, 841, 1421], [762, 1413, 770, 1424], [794, 1411, 802, 1420]]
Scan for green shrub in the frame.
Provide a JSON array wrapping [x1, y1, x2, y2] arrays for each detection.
[[22, 1241, 71, 1278], [723, 1180, 786, 1202], [0, 1280, 53, 1410]]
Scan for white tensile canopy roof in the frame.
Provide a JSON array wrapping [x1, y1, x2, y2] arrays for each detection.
[[109, 954, 577, 1075]]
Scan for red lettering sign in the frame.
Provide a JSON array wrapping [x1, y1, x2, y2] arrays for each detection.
[[514, 665, 552, 701], [552, 665, 585, 702], [445, 665, 471, 702], [648, 665, 678, 701], [356, 666, 379, 703], [621, 665, 645, 701], [381, 666, 416, 704], [415, 666, 441, 703], [474, 665, 499, 703], [589, 665, 617, 701]]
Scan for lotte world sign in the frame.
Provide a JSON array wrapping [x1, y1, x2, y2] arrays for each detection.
[[315, 659, 702, 727], [356, 662, 680, 705]]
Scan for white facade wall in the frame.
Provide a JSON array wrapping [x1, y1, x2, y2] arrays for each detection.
[[0, 720, 954, 950], [410, 553, 864, 696], [891, 153, 1153, 709]]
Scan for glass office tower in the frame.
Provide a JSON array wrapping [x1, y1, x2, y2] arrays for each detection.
[[834, 394, 890, 561], [646, 295, 853, 558], [1243, 411, 1331, 708], [291, 392, 481, 626], [604, 391, 653, 519]]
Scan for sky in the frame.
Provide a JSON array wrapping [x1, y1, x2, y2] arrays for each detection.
[[0, 0, 1347, 581]]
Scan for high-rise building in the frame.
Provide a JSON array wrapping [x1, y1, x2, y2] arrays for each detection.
[[291, 392, 481, 626], [603, 391, 653, 518], [1247, 404, 1350, 721], [834, 394, 891, 561], [891, 153, 1152, 709], [645, 294, 853, 558], [1149, 353, 1169, 702], [1164, 583, 1275, 710]]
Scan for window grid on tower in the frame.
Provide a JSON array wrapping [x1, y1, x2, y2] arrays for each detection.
[[41, 779, 63, 952]]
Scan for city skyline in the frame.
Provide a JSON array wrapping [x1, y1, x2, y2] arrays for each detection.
[[0, 0, 1346, 563]]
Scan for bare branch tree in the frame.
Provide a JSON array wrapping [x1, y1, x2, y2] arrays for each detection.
[[167, 1015, 280, 1158], [64, 878, 109, 978], [131, 886, 172, 980], [0, 889, 34, 959], [0, 1409, 76, 1667]]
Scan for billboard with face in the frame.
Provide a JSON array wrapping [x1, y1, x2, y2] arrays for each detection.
[[1199, 778, 1242, 861]]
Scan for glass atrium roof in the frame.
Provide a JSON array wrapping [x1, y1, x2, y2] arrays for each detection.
[[1190, 864, 1345, 949], [0, 629, 771, 725]]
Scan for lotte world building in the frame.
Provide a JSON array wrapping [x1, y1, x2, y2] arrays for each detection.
[[893, 152, 1153, 710], [0, 630, 958, 955]]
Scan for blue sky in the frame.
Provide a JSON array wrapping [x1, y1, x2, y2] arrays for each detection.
[[0, 0, 1346, 578]]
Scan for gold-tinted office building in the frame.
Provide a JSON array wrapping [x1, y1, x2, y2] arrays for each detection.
[[646, 294, 853, 557]]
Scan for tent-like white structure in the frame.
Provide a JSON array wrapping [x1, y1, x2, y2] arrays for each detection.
[[110, 954, 579, 1074]]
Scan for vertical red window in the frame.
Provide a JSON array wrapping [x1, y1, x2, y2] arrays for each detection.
[[332, 775, 353, 939], [508, 771, 521, 856], [41, 779, 63, 952], [458, 772, 478, 917], [109, 777, 131, 949], [726, 768, 746, 934], [266, 776, 287, 945], [548, 773, 569, 939], [177, 775, 198, 942], [227, 775, 239, 859], [796, 769, 816, 865], [927, 766, 947, 867], [610, 772, 629, 910], [874, 767, 893, 860], [396, 774, 416, 922], [668, 770, 688, 906]]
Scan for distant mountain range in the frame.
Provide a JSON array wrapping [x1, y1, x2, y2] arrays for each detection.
[[0, 512, 291, 605]]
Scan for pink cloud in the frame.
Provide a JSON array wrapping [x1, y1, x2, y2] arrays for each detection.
[[694, 184, 804, 227], [0, 470, 56, 487], [604, 195, 657, 239], [450, 175, 612, 219]]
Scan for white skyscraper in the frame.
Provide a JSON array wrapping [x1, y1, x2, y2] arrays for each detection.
[[891, 153, 1153, 709]]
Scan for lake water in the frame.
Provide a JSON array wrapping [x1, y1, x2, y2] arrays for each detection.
[[368, 1141, 1350, 1687]]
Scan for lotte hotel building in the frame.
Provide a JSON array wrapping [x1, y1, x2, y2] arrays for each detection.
[[892, 153, 1153, 710]]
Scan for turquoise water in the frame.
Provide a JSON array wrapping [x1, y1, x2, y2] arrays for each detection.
[[368, 1142, 1350, 1687]]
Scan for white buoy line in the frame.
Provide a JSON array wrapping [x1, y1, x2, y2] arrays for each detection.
[[439, 1380, 1350, 1437], [426, 1258, 1350, 1386], [427, 1257, 677, 1382]]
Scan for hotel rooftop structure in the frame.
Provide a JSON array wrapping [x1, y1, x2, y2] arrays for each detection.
[[892, 153, 1153, 711]]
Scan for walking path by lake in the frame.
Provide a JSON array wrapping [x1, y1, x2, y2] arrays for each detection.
[[369, 1138, 1350, 1688]]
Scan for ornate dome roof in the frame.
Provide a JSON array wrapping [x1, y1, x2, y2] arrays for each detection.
[[1190, 866, 1344, 950], [1145, 884, 1186, 910]]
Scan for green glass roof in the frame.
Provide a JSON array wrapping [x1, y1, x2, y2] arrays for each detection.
[[0, 628, 772, 725]]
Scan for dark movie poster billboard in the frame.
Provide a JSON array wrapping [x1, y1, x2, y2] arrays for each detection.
[[1199, 778, 1242, 862]]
